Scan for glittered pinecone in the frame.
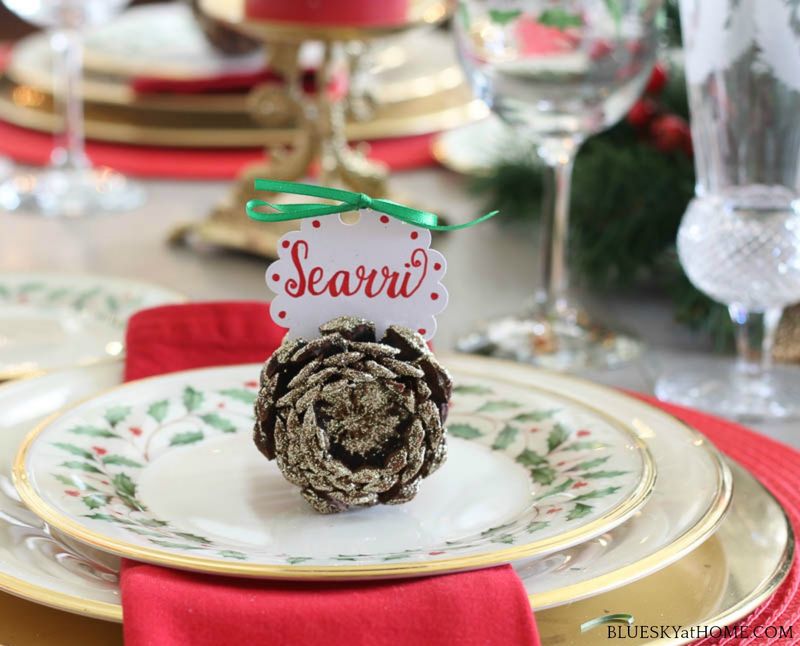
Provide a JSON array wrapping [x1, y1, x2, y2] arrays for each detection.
[[254, 316, 452, 514]]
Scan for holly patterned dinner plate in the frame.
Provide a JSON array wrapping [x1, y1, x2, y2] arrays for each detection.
[[14, 361, 654, 579], [0, 273, 184, 381]]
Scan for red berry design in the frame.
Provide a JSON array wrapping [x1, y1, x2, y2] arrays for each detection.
[[410, 231, 418, 240], [572, 481, 589, 489], [92, 446, 107, 456], [380, 215, 389, 224], [129, 426, 143, 437], [65, 489, 79, 497], [281, 240, 290, 248], [650, 114, 692, 155], [431, 293, 439, 301], [577, 430, 591, 437], [645, 63, 668, 95], [312, 220, 320, 229], [546, 507, 562, 515], [244, 380, 258, 388], [429, 550, 446, 556], [433, 263, 442, 271], [418, 328, 426, 335], [271, 274, 280, 282], [589, 39, 613, 60], [626, 98, 658, 129]]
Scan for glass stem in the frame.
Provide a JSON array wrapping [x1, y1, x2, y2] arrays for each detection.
[[728, 303, 782, 383], [49, 28, 88, 171], [538, 143, 577, 317]]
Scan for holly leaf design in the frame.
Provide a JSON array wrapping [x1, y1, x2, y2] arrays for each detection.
[[538, 8, 582, 29], [561, 441, 608, 451], [382, 553, 413, 561], [513, 410, 557, 422], [82, 493, 110, 509], [83, 513, 118, 522], [567, 456, 610, 472], [219, 550, 247, 560], [534, 478, 575, 500], [219, 389, 257, 405], [448, 423, 483, 439], [200, 413, 236, 433], [104, 405, 131, 427], [567, 503, 593, 521], [52, 442, 94, 460], [68, 426, 120, 439], [530, 466, 558, 485], [453, 384, 494, 396], [516, 448, 548, 467], [580, 470, 629, 479], [61, 461, 102, 474], [175, 532, 212, 545], [492, 533, 516, 545], [148, 400, 169, 423], [182, 387, 204, 412], [546, 424, 570, 453], [102, 455, 144, 468], [573, 486, 621, 501], [526, 521, 549, 533], [170, 430, 205, 446], [137, 518, 168, 528], [476, 400, 521, 413], [286, 556, 312, 565], [491, 424, 519, 450], [112, 473, 136, 498], [489, 8, 522, 25]]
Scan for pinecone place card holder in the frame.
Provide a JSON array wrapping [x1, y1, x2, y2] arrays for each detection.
[[246, 179, 498, 514]]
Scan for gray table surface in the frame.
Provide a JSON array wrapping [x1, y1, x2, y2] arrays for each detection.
[[1, 167, 797, 448]]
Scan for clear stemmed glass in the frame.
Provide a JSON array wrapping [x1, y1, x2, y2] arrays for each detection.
[[656, 0, 800, 420], [454, 0, 661, 370], [0, 0, 144, 217]]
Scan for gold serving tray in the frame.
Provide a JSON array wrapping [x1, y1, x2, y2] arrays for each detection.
[[0, 76, 486, 148]]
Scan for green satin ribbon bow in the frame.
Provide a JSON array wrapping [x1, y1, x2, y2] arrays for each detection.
[[246, 179, 499, 231]]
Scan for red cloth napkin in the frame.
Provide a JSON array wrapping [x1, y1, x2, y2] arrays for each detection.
[[120, 302, 541, 646]]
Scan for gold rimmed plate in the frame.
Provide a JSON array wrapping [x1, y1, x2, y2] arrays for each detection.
[[0, 272, 184, 382], [14, 362, 655, 579]]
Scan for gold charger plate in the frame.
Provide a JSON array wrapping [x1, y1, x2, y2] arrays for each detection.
[[0, 77, 485, 147], [8, 30, 465, 115], [537, 459, 794, 645]]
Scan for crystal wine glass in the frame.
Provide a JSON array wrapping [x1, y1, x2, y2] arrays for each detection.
[[0, 0, 144, 217], [655, 0, 800, 420], [454, 0, 662, 370]]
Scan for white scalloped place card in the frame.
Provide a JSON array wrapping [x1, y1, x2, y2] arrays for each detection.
[[266, 210, 448, 341]]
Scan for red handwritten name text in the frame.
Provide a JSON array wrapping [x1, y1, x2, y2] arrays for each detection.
[[285, 240, 428, 299]]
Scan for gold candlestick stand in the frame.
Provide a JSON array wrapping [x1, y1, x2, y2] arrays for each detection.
[[172, 0, 450, 257]]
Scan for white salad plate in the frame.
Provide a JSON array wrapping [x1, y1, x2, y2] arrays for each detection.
[[14, 361, 655, 578], [0, 356, 728, 620], [0, 272, 184, 381]]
